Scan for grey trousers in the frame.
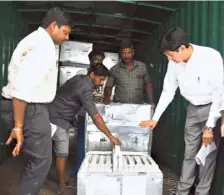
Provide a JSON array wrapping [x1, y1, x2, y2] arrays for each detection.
[[176, 103, 220, 195], [20, 103, 52, 195]]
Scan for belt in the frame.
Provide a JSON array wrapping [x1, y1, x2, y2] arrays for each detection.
[[1, 96, 12, 101], [194, 102, 212, 107]]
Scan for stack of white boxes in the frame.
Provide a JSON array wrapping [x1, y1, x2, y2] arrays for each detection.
[[102, 52, 119, 100], [58, 41, 93, 86], [58, 64, 90, 87], [103, 52, 119, 70], [55, 44, 60, 88], [58, 41, 120, 89], [77, 103, 163, 195], [60, 41, 93, 65]]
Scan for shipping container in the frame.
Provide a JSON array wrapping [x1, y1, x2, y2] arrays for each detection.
[[0, 1, 224, 194], [0, 2, 28, 165]]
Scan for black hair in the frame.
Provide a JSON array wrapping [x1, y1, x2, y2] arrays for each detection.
[[120, 39, 134, 52], [159, 27, 190, 53], [41, 7, 73, 28], [88, 50, 105, 60], [87, 64, 109, 77]]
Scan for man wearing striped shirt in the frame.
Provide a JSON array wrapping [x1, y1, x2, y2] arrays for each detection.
[[104, 41, 154, 106]]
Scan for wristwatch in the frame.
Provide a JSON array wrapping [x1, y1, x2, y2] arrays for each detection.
[[205, 127, 213, 132]]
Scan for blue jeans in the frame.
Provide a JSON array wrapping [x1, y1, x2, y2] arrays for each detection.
[[71, 115, 85, 176]]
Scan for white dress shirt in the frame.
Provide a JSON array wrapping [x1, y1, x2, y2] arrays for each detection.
[[152, 44, 224, 128], [2, 27, 58, 103]]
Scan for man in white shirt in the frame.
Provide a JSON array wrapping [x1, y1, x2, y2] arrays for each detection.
[[1, 7, 72, 195], [139, 27, 223, 195]]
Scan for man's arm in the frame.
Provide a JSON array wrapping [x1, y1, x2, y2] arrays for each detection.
[[145, 83, 154, 104], [91, 114, 114, 139], [221, 111, 224, 137], [104, 87, 113, 101], [206, 52, 224, 128], [13, 98, 27, 129], [152, 62, 178, 121], [143, 64, 154, 104], [222, 112, 224, 123], [203, 53, 223, 147], [80, 87, 120, 145], [104, 68, 115, 104], [5, 98, 27, 157], [139, 62, 178, 128]]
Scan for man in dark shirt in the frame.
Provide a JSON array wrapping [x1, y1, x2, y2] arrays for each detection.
[[49, 64, 120, 191], [70, 50, 106, 180], [76, 50, 106, 102]]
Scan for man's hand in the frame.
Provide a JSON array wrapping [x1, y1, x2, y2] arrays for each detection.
[[109, 136, 121, 145], [104, 97, 111, 105], [6, 128, 24, 157], [93, 96, 104, 103], [202, 129, 213, 147], [139, 120, 158, 131]]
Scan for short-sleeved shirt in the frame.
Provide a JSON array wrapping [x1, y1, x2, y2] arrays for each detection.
[[49, 75, 98, 130], [2, 27, 57, 103], [76, 67, 104, 103], [105, 60, 151, 104]]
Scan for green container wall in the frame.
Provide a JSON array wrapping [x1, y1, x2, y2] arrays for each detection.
[[136, 1, 224, 194], [0, 2, 28, 164]]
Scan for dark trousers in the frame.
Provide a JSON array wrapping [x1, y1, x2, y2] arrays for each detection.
[[0, 99, 52, 195], [20, 103, 52, 195]]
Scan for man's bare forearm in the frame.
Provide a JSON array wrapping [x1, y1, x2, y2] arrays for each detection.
[[13, 98, 27, 129], [104, 87, 112, 98], [222, 112, 224, 125], [91, 114, 113, 139], [146, 83, 154, 103]]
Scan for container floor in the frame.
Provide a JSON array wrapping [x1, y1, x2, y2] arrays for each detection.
[[0, 136, 181, 195]]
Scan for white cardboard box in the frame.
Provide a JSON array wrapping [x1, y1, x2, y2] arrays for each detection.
[[78, 151, 163, 195], [60, 41, 93, 64], [59, 65, 89, 86], [85, 103, 153, 154], [103, 52, 119, 69]]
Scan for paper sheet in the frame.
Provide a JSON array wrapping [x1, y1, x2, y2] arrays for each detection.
[[195, 142, 217, 166], [50, 123, 57, 137]]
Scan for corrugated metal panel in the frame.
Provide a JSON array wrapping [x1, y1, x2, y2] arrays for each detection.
[[0, 2, 28, 164], [136, 1, 224, 194]]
